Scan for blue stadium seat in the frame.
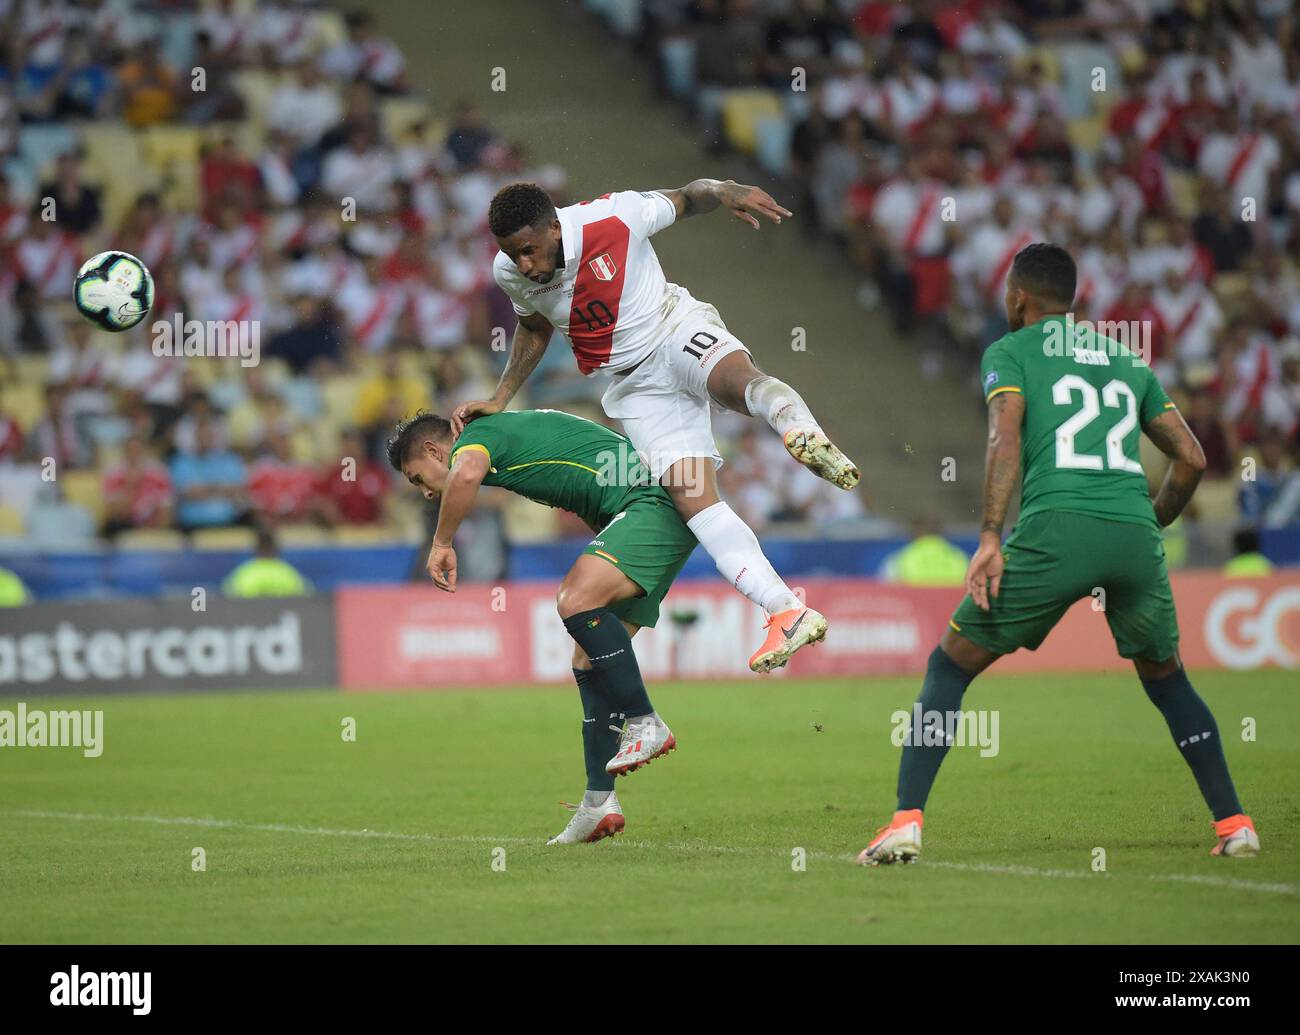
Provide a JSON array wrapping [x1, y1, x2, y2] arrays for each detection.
[[660, 37, 697, 99], [1056, 42, 1120, 119], [17, 124, 79, 179], [755, 115, 792, 176]]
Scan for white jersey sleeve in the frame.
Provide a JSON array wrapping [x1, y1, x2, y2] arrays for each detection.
[[492, 251, 535, 318], [611, 189, 677, 238]]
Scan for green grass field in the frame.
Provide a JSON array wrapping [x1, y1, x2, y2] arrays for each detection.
[[2, 671, 1296, 944]]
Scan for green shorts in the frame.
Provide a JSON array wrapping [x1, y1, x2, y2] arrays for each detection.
[[950, 510, 1180, 661], [583, 493, 698, 628]]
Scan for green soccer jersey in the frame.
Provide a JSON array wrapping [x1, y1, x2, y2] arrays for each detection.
[[981, 314, 1176, 528], [449, 409, 662, 529]]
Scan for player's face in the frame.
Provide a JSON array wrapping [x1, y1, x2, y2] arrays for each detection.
[[403, 441, 451, 501], [497, 220, 562, 284]]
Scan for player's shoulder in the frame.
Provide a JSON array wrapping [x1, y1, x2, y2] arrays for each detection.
[[453, 411, 514, 453], [491, 248, 522, 287], [564, 189, 672, 228]]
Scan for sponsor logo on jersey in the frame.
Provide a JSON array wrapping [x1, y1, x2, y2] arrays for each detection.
[[984, 370, 999, 389], [588, 253, 618, 281]]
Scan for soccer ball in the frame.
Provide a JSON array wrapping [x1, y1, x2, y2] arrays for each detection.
[[73, 251, 154, 331]]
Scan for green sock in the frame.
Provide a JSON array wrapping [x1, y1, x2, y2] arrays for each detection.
[[574, 667, 620, 793], [563, 609, 654, 717], [1140, 667, 1243, 821], [897, 646, 976, 811]]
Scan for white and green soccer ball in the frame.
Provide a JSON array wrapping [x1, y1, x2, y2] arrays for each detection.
[[73, 250, 154, 331]]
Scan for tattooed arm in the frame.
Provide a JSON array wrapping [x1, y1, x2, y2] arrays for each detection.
[[1143, 408, 1207, 527], [655, 179, 792, 229], [450, 311, 552, 436], [967, 391, 1025, 610]]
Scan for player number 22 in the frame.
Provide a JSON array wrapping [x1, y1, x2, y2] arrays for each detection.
[[1051, 374, 1144, 474]]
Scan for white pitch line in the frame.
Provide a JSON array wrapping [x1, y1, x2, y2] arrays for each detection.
[[12, 808, 1297, 897]]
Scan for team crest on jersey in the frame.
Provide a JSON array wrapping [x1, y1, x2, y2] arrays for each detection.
[[588, 253, 618, 281]]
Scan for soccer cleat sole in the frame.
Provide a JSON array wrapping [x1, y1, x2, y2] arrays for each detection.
[[856, 843, 920, 867], [749, 613, 828, 674], [784, 429, 861, 490], [607, 735, 677, 778], [585, 813, 626, 843]]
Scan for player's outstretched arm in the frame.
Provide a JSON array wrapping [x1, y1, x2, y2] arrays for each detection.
[[656, 179, 792, 230], [1144, 408, 1208, 527], [450, 312, 553, 435], [968, 391, 1026, 610], [427, 450, 491, 591]]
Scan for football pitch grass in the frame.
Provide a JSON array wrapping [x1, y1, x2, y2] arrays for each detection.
[[3, 671, 1296, 944]]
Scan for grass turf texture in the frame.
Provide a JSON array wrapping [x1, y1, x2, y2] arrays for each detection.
[[2, 671, 1296, 944]]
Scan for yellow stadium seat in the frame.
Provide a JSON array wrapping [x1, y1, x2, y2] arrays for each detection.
[[232, 69, 279, 129], [115, 528, 185, 550], [61, 470, 106, 525], [1, 383, 47, 432], [1192, 476, 1240, 524], [314, 9, 348, 47], [332, 523, 402, 546], [1166, 170, 1200, 220], [277, 523, 330, 546], [503, 496, 558, 543], [13, 355, 50, 384], [1066, 115, 1105, 155], [321, 373, 366, 427], [720, 89, 784, 155], [140, 125, 203, 170], [381, 97, 434, 140], [1016, 46, 1062, 82], [81, 124, 146, 182], [0, 505, 25, 537], [191, 526, 258, 551], [1213, 272, 1253, 316]]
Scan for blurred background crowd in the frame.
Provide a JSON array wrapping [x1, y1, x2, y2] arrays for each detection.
[[631, 0, 1300, 535], [0, 0, 1297, 600], [0, 0, 871, 574]]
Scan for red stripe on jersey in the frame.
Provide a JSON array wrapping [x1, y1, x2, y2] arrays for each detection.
[[568, 216, 630, 374]]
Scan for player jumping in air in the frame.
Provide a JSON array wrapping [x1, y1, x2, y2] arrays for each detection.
[[859, 244, 1258, 865], [388, 407, 697, 845], [451, 180, 859, 673]]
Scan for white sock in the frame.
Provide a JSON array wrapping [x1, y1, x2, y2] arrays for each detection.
[[744, 375, 823, 437], [686, 501, 801, 614], [582, 789, 612, 807]]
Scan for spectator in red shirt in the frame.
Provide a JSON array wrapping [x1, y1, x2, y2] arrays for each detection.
[[1184, 386, 1236, 478], [1103, 280, 1167, 366], [102, 436, 174, 538], [248, 431, 323, 526], [0, 413, 24, 464], [200, 135, 261, 221], [1119, 132, 1170, 213], [1158, 68, 1222, 167], [318, 428, 390, 526]]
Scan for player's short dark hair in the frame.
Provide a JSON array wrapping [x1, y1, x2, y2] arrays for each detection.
[[1009, 243, 1077, 308], [386, 410, 453, 471], [488, 182, 556, 238]]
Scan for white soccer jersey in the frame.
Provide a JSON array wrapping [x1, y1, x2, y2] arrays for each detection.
[[492, 189, 678, 375]]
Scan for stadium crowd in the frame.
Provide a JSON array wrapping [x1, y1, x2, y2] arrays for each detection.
[[0, 0, 865, 561], [634, 0, 1300, 531]]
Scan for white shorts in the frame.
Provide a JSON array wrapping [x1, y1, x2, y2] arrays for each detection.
[[601, 285, 751, 481]]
